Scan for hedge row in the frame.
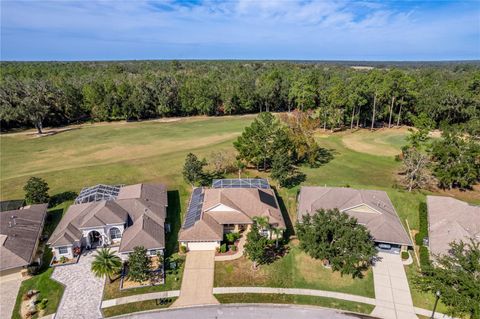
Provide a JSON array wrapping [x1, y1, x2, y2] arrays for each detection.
[[419, 246, 431, 269], [415, 202, 428, 246]]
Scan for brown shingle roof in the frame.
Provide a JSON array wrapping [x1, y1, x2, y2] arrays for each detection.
[[179, 187, 285, 242], [48, 184, 168, 251], [427, 196, 480, 257], [298, 186, 412, 246], [1, 204, 48, 271]]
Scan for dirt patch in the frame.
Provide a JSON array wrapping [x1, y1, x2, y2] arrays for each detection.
[[432, 184, 480, 204]]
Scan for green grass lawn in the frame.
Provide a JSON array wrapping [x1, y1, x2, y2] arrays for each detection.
[[102, 298, 177, 318], [214, 243, 375, 298], [215, 293, 375, 315], [12, 268, 64, 319]]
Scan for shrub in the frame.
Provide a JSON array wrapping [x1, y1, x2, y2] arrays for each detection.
[[27, 262, 40, 275], [179, 245, 187, 254], [225, 232, 240, 244], [401, 251, 409, 260], [230, 245, 237, 252], [220, 243, 227, 253], [419, 246, 430, 269], [415, 202, 428, 246], [59, 256, 67, 263], [38, 299, 48, 310]]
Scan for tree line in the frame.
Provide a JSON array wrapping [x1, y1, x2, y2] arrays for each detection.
[[1, 61, 479, 133]]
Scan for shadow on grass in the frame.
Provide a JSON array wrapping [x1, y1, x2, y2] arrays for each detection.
[[272, 186, 295, 238], [165, 190, 181, 257], [49, 191, 77, 207]]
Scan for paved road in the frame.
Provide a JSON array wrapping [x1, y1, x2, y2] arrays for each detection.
[[172, 250, 218, 307], [115, 304, 371, 319], [51, 250, 104, 319], [371, 252, 417, 319], [0, 272, 23, 319]]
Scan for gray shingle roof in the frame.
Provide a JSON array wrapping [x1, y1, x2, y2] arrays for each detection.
[[1, 204, 48, 271], [179, 187, 284, 242], [297, 186, 412, 246], [48, 184, 167, 252], [427, 196, 480, 257]]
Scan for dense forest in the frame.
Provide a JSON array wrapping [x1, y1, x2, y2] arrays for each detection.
[[1, 61, 479, 133]]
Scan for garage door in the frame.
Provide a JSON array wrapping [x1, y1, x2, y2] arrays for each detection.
[[187, 241, 219, 251]]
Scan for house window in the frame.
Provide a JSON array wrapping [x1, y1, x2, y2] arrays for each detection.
[[58, 246, 68, 254], [109, 227, 122, 240]]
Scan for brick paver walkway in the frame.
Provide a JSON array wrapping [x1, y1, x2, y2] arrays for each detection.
[[52, 250, 104, 319]]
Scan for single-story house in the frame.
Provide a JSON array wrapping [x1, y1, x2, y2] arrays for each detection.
[[48, 183, 167, 261], [426, 196, 480, 257], [1, 204, 48, 277], [297, 186, 412, 250], [179, 178, 285, 251]]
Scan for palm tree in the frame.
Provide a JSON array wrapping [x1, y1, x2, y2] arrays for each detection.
[[253, 216, 271, 239], [91, 248, 122, 283]]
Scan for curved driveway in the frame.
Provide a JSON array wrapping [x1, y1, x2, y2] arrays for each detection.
[[114, 304, 370, 319]]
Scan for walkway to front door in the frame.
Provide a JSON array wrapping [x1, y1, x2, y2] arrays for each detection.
[[172, 250, 219, 307], [51, 249, 104, 319], [371, 252, 417, 319]]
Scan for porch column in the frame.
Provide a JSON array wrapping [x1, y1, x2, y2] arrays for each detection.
[[234, 224, 239, 232]]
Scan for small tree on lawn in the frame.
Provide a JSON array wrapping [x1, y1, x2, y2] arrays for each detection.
[[271, 152, 296, 188], [296, 209, 377, 278], [91, 248, 122, 283], [182, 153, 207, 186], [414, 239, 480, 319], [127, 246, 151, 283], [23, 177, 50, 204], [244, 223, 269, 269]]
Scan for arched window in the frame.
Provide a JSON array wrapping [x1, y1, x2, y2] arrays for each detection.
[[109, 227, 122, 240]]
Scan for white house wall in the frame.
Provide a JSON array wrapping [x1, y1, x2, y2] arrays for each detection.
[[182, 241, 220, 251], [207, 204, 237, 212]]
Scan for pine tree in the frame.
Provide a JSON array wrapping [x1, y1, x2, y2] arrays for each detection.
[[182, 153, 207, 186]]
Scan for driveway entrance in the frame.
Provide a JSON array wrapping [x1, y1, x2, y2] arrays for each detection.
[[0, 272, 22, 319], [172, 250, 218, 307], [371, 252, 417, 319]]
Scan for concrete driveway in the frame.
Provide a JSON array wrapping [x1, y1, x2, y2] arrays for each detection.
[[172, 250, 218, 307], [51, 250, 104, 319], [371, 252, 417, 319], [115, 304, 361, 319], [0, 272, 23, 319]]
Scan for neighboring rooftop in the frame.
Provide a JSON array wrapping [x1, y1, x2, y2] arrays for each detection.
[[297, 186, 412, 246], [49, 183, 168, 253], [74, 184, 123, 204], [0, 204, 48, 272], [179, 179, 284, 242], [427, 196, 480, 257]]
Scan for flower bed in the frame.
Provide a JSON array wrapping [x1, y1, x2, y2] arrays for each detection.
[[120, 256, 164, 290], [49, 254, 80, 267]]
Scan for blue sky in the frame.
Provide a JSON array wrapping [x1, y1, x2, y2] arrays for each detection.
[[1, 0, 479, 61]]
